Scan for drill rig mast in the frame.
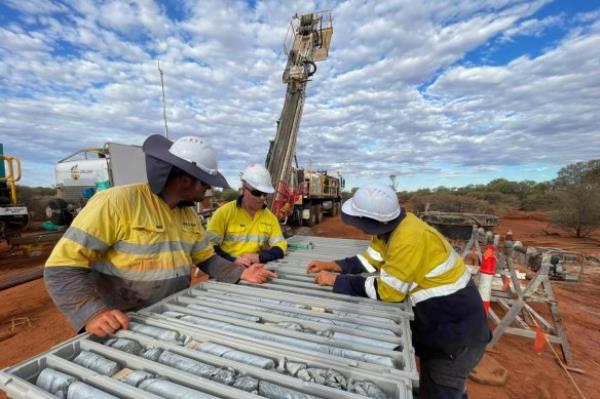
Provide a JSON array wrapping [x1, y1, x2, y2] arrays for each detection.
[[267, 11, 337, 223]]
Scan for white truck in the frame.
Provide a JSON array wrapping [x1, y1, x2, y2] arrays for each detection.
[[47, 143, 147, 226], [54, 142, 147, 205]]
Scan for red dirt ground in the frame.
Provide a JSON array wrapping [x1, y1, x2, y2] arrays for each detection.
[[1, 214, 599, 399]]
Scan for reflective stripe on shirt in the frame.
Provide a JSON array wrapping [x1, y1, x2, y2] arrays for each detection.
[[113, 240, 193, 255], [190, 237, 211, 253], [111, 238, 210, 257], [63, 227, 110, 252], [357, 254, 377, 273], [365, 276, 378, 299], [93, 260, 193, 281], [223, 234, 267, 244], [269, 235, 285, 246], [425, 249, 459, 278], [366, 246, 384, 262], [380, 267, 413, 294], [206, 231, 223, 245], [410, 269, 471, 305]]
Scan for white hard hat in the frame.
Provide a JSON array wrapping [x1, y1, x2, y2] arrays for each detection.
[[143, 134, 230, 189], [241, 164, 275, 194], [169, 136, 218, 175], [342, 184, 400, 222], [341, 183, 403, 234]]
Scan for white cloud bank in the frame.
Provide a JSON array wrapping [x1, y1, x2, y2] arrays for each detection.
[[0, 0, 598, 189]]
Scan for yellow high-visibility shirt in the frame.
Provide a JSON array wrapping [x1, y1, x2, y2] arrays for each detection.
[[44, 183, 247, 332], [46, 183, 214, 276], [207, 199, 287, 257], [360, 213, 467, 304]]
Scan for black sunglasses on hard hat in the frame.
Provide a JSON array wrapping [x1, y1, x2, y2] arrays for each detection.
[[244, 185, 268, 198]]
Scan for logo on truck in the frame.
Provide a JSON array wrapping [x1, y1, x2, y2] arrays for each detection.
[[70, 165, 80, 181]]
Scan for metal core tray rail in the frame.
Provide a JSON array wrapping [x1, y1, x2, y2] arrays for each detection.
[[1, 236, 416, 399]]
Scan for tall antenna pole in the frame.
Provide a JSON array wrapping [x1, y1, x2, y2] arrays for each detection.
[[157, 60, 169, 139]]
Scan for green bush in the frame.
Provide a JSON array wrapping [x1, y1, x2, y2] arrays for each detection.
[[408, 193, 493, 214], [15, 185, 57, 221], [549, 184, 600, 238], [220, 188, 240, 202], [521, 192, 561, 211]]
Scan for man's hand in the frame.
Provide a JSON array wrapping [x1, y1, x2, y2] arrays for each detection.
[[240, 264, 277, 284], [239, 253, 260, 264], [314, 271, 337, 286], [306, 260, 341, 274], [234, 256, 252, 268], [85, 309, 129, 337]]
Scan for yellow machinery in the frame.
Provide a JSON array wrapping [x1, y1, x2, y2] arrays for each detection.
[[0, 144, 29, 241]]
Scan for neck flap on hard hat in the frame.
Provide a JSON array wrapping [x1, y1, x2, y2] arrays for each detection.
[[145, 154, 173, 195]]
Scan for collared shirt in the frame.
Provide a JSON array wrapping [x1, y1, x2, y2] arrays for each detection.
[[349, 212, 467, 304], [45, 183, 218, 330], [207, 198, 287, 258], [333, 212, 489, 352]]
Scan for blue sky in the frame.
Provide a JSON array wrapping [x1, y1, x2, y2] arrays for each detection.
[[1, 0, 599, 191]]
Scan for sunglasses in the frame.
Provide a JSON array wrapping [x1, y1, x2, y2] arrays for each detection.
[[244, 186, 268, 198]]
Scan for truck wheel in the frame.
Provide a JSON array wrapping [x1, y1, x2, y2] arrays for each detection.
[[315, 204, 323, 224], [330, 202, 338, 217], [326, 202, 335, 217], [307, 206, 316, 227], [295, 208, 303, 227]]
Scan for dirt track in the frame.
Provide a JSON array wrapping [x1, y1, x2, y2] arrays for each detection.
[[1, 214, 599, 399]]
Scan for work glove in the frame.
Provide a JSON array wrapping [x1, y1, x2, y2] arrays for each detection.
[[306, 260, 341, 274]]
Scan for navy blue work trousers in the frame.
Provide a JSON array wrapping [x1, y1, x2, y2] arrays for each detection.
[[416, 343, 486, 399]]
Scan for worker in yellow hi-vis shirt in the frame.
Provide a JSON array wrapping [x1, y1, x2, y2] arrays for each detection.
[[44, 135, 276, 338], [207, 164, 287, 266], [307, 183, 490, 399]]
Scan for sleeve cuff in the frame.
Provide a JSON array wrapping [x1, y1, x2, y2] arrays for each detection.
[[333, 274, 368, 297], [259, 247, 284, 263], [214, 246, 236, 262], [335, 256, 364, 274], [197, 255, 244, 284]]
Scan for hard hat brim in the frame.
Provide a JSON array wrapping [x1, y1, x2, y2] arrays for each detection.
[[244, 181, 276, 194], [341, 207, 404, 235], [143, 135, 230, 189], [258, 184, 276, 194]]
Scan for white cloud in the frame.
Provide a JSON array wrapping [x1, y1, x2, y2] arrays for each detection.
[[2, 0, 67, 15], [0, 0, 598, 191], [500, 14, 564, 42], [0, 27, 49, 53]]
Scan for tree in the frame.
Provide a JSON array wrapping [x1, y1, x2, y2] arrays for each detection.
[[14, 185, 58, 221], [549, 184, 600, 238], [342, 187, 358, 201], [553, 160, 600, 188], [220, 188, 240, 202], [549, 160, 600, 237], [16, 185, 57, 202]]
